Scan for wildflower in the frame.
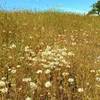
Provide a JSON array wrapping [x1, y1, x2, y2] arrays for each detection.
[[25, 46, 30, 52], [46, 46, 51, 51], [11, 83, 16, 87], [64, 29, 67, 32], [8, 56, 13, 59], [61, 59, 67, 64], [25, 97, 32, 100], [61, 51, 67, 56], [42, 51, 51, 56], [0, 88, 8, 93], [22, 77, 32, 82], [9, 43, 16, 49], [45, 69, 51, 74], [8, 68, 11, 71], [20, 56, 24, 60], [31, 51, 36, 56], [30, 82, 37, 90], [68, 78, 74, 83], [9, 31, 12, 33], [36, 70, 43, 74], [27, 57, 33, 61], [1, 77, 6, 81], [97, 56, 100, 60], [90, 69, 95, 73], [66, 65, 71, 68], [11, 69, 16, 74], [77, 88, 84, 93], [62, 72, 69, 76], [0, 80, 6, 87], [72, 42, 76, 46], [68, 51, 75, 56], [41, 59, 47, 62], [43, 64, 50, 68], [50, 65, 56, 69], [45, 81, 52, 88], [59, 56, 63, 60], [86, 82, 89, 86], [59, 86, 63, 90], [41, 26, 45, 30], [32, 57, 37, 62], [16, 65, 21, 68], [54, 61, 59, 65], [96, 77, 100, 82], [29, 36, 33, 39]]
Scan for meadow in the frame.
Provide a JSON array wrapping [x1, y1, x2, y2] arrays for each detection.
[[0, 11, 100, 100]]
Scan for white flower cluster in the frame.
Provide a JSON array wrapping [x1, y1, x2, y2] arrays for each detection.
[[22, 77, 32, 82], [30, 82, 37, 90], [36, 45, 73, 70], [24, 46, 36, 62], [9, 43, 16, 49], [0, 80, 8, 94], [22, 77, 37, 91], [68, 78, 74, 83]]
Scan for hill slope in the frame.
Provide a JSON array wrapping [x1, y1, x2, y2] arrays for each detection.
[[0, 11, 100, 100]]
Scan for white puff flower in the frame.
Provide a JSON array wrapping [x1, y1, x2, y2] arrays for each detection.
[[66, 64, 71, 68], [68, 51, 75, 56], [8, 68, 11, 71], [90, 70, 95, 73], [78, 88, 84, 93], [45, 81, 52, 88], [16, 65, 21, 68], [25, 46, 30, 52], [25, 96, 32, 100], [0, 80, 6, 87], [68, 78, 74, 83], [8, 56, 13, 59], [96, 77, 100, 82], [36, 70, 43, 74], [30, 82, 37, 90], [61, 60, 67, 64], [72, 42, 76, 46], [22, 78, 32, 82], [0, 88, 8, 93], [9, 43, 16, 49], [45, 69, 51, 74], [61, 51, 67, 56], [29, 36, 33, 39], [1, 77, 6, 81], [9, 31, 12, 33], [62, 72, 69, 76], [11, 69, 16, 74]]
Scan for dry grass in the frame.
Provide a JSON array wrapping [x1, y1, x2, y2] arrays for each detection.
[[0, 11, 100, 100]]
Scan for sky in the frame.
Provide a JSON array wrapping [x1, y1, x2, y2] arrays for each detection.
[[0, 0, 96, 13]]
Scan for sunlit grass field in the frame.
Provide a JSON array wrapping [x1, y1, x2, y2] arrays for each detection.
[[0, 11, 100, 100]]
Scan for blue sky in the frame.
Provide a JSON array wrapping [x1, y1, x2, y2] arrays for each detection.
[[0, 0, 96, 13]]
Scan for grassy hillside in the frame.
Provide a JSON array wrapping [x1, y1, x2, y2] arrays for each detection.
[[0, 11, 100, 100]]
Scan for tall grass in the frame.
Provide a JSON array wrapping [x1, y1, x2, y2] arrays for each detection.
[[0, 11, 100, 100]]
